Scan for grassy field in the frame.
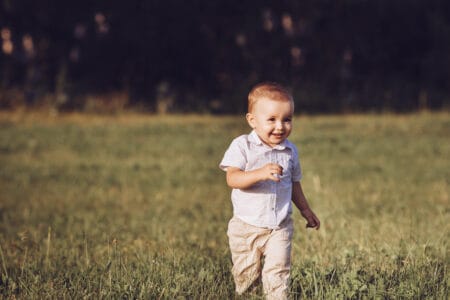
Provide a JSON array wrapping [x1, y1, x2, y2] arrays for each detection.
[[0, 112, 448, 299]]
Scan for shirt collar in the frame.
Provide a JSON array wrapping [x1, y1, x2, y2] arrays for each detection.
[[249, 130, 291, 150]]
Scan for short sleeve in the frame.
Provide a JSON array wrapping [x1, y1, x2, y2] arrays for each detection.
[[291, 145, 302, 181], [219, 136, 248, 171]]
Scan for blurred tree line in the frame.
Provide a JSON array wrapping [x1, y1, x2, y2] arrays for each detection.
[[0, 0, 449, 113]]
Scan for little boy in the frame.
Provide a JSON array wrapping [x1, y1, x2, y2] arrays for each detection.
[[220, 82, 320, 299]]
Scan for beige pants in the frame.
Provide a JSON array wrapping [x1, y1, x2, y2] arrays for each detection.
[[227, 216, 294, 300]]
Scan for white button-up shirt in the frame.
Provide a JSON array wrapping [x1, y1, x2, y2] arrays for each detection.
[[220, 131, 302, 229]]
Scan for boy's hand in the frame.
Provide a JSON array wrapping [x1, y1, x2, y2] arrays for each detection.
[[259, 163, 283, 182], [300, 208, 320, 230], [225, 164, 283, 190]]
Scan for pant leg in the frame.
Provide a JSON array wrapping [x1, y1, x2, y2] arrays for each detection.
[[261, 217, 294, 300], [227, 217, 270, 294]]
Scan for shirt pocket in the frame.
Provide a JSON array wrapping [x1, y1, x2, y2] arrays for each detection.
[[277, 154, 292, 180], [245, 151, 271, 189]]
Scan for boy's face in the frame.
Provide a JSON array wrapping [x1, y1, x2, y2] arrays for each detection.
[[246, 97, 294, 147]]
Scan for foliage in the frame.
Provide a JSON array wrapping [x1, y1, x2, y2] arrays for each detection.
[[0, 1, 449, 112], [0, 112, 448, 298]]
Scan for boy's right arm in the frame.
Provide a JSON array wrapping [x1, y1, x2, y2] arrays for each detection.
[[226, 164, 283, 189]]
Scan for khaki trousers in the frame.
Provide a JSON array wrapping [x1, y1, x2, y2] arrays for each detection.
[[227, 216, 293, 300]]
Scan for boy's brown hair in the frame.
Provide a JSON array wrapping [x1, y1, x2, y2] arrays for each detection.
[[248, 82, 293, 113]]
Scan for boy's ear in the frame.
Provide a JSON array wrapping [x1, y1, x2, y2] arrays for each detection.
[[246, 113, 256, 129]]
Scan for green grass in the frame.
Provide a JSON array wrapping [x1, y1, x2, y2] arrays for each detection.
[[0, 112, 448, 299]]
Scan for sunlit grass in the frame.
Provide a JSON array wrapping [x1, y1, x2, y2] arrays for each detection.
[[0, 112, 448, 298]]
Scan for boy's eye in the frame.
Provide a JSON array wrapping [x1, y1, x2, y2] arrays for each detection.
[[284, 118, 292, 122], [268, 118, 276, 122]]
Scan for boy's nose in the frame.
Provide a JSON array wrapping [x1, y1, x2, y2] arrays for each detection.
[[275, 121, 283, 129]]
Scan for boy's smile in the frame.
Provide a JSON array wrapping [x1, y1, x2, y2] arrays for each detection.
[[246, 97, 294, 148]]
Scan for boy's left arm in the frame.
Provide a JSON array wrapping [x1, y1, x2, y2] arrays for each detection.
[[292, 181, 320, 229]]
